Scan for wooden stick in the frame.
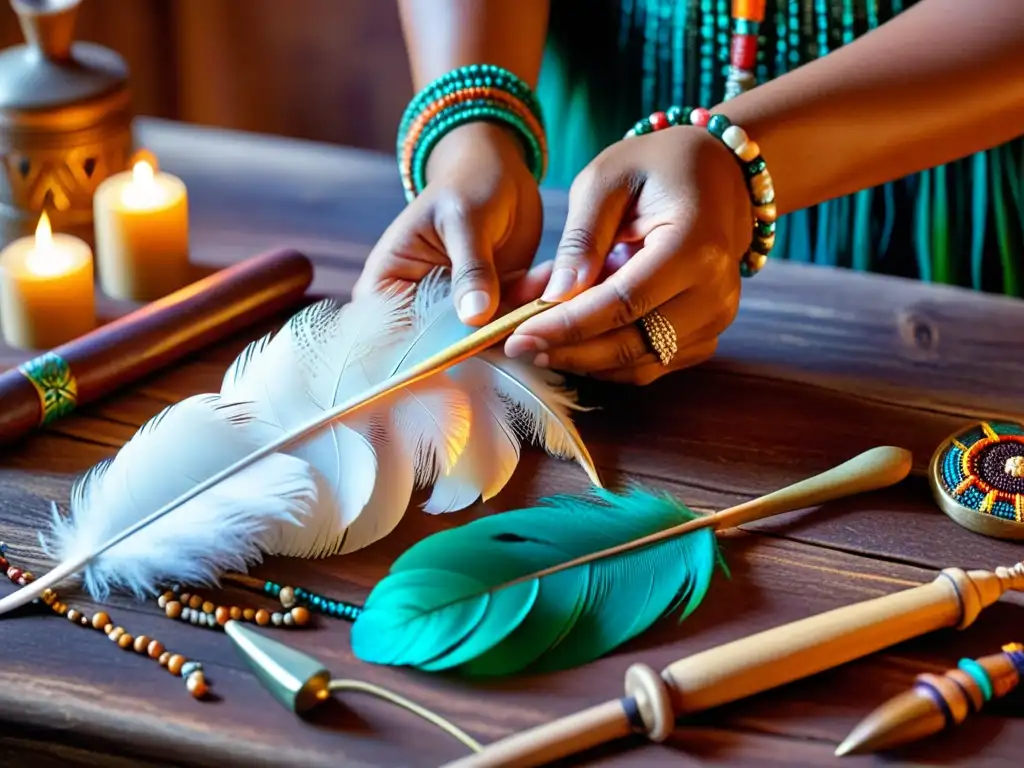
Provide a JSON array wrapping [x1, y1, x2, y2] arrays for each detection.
[[496, 445, 911, 591], [0, 298, 557, 616], [442, 561, 1024, 768]]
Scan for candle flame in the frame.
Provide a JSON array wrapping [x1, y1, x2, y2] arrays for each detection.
[[25, 211, 73, 277], [122, 159, 166, 209], [35, 210, 52, 248], [133, 159, 155, 187]]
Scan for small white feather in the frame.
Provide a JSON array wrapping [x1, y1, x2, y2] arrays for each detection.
[[41, 394, 317, 599]]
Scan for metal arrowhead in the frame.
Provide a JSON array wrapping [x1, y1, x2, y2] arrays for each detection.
[[225, 620, 332, 715]]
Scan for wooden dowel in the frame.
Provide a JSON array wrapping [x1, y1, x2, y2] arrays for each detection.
[[443, 562, 1024, 768]]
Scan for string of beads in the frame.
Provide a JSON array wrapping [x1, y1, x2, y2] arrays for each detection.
[[0, 543, 210, 699], [158, 583, 312, 630], [623, 105, 775, 277]]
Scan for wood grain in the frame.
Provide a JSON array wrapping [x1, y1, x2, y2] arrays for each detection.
[[0, 118, 1021, 767]]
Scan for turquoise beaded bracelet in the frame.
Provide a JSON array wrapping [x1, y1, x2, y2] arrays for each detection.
[[624, 106, 777, 277], [397, 64, 547, 202]]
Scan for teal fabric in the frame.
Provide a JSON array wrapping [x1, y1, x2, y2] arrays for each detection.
[[536, 0, 1024, 296]]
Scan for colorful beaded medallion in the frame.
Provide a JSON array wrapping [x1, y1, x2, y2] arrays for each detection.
[[930, 421, 1024, 538]]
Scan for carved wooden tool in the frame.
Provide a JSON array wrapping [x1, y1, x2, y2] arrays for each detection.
[[440, 561, 1024, 767], [836, 642, 1024, 756]]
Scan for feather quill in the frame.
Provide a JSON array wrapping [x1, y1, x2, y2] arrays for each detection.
[[348, 446, 915, 676], [351, 487, 723, 676], [33, 271, 599, 602]]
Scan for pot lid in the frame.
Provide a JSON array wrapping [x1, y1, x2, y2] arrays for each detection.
[[0, 0, 128, 112]]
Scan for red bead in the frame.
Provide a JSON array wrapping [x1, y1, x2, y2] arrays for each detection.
[[731, 34, 759, 70], [690, 108, 711, 127], [648, 112, 669, 131], [6, 567, 21, 582], [0, 557, 7, 571]]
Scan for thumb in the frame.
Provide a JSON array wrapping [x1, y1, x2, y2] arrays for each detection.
[[439, 212, 500, 325], [543, 164, 633, 302]]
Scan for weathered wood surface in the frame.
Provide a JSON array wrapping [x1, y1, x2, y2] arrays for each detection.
[[0, 118, 1021, 767]]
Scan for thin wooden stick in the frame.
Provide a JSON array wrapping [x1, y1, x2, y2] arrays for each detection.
[[0, 298, 556, 617], [442, 561, 1024, 768], [496, 446, 911, 590]]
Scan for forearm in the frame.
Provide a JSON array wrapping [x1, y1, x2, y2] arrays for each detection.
[[717, 0, 1024, 216], [398, 0, 549, 88]]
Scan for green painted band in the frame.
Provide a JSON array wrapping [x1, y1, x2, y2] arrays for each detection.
[[958, 658, 994, 702], [18, 351, 78, 426]]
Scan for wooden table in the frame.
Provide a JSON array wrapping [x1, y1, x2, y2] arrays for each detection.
[[1, 118, 1023, 768]]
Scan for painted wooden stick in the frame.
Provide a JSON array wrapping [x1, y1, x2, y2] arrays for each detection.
[[0, 298, 558, 617], [441, 561, 1024, 768], [836, 642, 1024, 755]]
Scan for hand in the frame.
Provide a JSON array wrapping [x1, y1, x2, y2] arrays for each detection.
[[353, 122, 543, 325], [503, 125, 752, 385]]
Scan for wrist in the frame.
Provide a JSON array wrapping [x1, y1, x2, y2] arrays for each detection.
[[426, 122, 534, 184]]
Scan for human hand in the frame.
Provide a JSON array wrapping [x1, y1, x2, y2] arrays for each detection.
[[353, 122, 543, 325], [503, 125, 752, 385]]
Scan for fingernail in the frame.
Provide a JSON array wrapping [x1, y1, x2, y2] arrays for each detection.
[[505, 334, 547, 358], [533, 353, 549, 368], [458, 290, 490, 321], [541, 268, 578, 302]]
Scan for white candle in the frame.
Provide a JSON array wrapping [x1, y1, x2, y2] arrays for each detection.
[[0, 211, 96, 350], [93, 157, 190, 301]]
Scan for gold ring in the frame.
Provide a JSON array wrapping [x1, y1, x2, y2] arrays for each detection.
[[637, 309, 678, 367]]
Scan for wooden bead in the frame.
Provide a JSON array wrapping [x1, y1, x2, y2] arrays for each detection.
[[158, 652, 171, 667], [279, 586, 296, 608], [108, 627, 125, 642], [66, 609, 81, 623], [157, 591, 174, 608], [186, 671, 208, 698], [179, 593, 191, 604], [117, 633, 134, 649], [167, 654, 186, 676], [103, 623, 114, 635], [229, 606, 242, 621], [243, 608, 256, 621], [134, 635, 150, 653], [255, 609, 270, 626], [165, 601, 182, 619], [91, 611, 110, 630], [188, 595, 203, 610], [201, 601, 215, 614], [215, 606, 230, 625], [52, 602, 67, 615], [41, 589, 56, 606], [148, 640, 165, 659], [290, 607, 310, 627]]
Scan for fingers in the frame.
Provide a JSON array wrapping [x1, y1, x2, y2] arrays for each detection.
[[540, 162, 637, 303], [591, 338, 719, 386], [536, 284, 734, 374], [506, 225, 699, 358], [437, 201, 500, 324]]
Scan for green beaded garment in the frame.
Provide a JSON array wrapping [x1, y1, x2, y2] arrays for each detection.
[[537, 0, 1024, 296]]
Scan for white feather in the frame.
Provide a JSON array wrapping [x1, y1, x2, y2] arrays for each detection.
[[41, 394, 317, 599], [40, 269, 597, 601]]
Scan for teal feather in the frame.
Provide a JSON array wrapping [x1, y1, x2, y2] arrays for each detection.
[[970, 152, 988, 290], [350, 487, 724, 676]]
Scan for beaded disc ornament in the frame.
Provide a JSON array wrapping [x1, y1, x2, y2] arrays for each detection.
[[929, 421, 1024, 540]]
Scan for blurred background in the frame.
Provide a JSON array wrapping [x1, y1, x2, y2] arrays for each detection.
[[0, 0, 414, 154]]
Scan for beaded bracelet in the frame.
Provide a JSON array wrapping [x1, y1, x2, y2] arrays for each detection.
[[396, 64, 547, 201], [624, 106, 776, 277]]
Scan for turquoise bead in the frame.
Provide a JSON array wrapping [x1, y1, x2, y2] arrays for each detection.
[[754, 219, 776, 238], [707, 114, 731, 138], [746, 157, 767, 177]]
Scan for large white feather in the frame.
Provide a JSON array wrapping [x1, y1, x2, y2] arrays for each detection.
[[40, 270, 597, 600], [42, 395, 317, 599]]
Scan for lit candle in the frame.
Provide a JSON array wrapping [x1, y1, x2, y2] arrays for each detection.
[[0, 211, 96, 350], [93, 155, 190, 301]]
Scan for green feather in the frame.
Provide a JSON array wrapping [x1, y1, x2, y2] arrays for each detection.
[[351, 487, 725, 676]]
